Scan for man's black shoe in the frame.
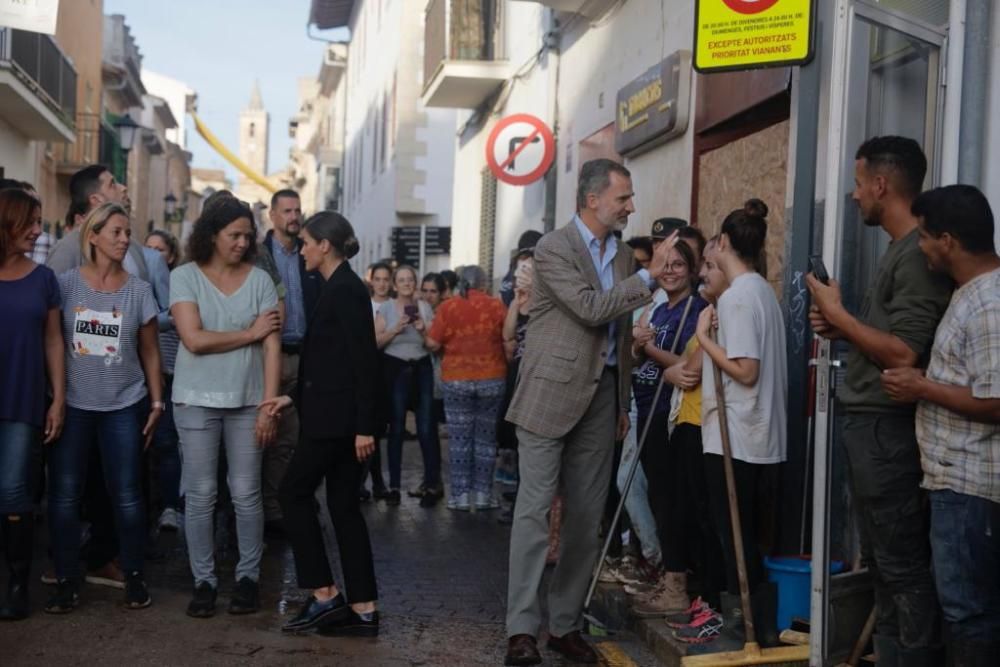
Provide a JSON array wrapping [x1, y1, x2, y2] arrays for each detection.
[[228, 577, 259, 615], [372, 485, 392, 500], [505, 634, 542, 666], [318, 608, 379, 637], [546, 631, 598, 663], [282, 593, 349, 632], [385, 489, 401, 506]]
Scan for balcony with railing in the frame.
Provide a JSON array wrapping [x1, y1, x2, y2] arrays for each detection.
[[56, 111, 125, 179], [422, 0, 513, 108], [0, 27, 76, 142]]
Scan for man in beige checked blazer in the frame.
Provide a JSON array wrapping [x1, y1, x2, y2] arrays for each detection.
[[504, 159, 675, 666]]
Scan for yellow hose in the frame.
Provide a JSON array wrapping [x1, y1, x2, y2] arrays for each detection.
[[188, 110, 279, 194]]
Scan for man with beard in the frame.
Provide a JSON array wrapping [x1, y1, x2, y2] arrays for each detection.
[[503, 159, 676, 665], [807, 136, 951, 666], [260, 189, 321, 534]]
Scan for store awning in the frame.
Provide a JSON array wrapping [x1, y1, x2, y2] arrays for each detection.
[[308, 0, 356, 30]]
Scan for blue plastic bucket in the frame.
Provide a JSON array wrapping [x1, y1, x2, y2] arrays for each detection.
[[764, 555, 847, 630]]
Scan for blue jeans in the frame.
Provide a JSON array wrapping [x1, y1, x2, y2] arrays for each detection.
[[929, 489, 1000, 642], [0, 420, 39, 514], [151, 375, 181, 510], [616, 400, 662, 565], [48, 404, 146, 579], [385, 355, 441, 489]]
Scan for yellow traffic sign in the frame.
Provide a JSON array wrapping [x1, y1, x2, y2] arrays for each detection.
[[694, 0, 815, 73]]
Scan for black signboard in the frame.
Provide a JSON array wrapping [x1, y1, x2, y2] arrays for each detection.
[[391, 226, 451, 266], [614, 50, 692, 158]]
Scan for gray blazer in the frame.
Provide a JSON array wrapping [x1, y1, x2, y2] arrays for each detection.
[[506, 221, 652, 439]]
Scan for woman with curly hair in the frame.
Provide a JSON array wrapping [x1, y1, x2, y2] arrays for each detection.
[[170, 197, 281, 618]]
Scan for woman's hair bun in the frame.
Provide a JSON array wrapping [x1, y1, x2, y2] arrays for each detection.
[[743, 198, 768, 220], [343, 236, 360, 259]]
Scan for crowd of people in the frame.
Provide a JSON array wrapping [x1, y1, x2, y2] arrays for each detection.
[[1, 138, 998, 667]]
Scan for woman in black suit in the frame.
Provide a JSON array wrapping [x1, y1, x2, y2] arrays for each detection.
[[261, 211, 379, 636]]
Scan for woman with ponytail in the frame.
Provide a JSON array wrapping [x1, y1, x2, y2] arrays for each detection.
[[693, 198, 787, 647], [262, 211, 380, 637]]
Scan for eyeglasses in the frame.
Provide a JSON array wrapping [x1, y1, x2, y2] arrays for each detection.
[[664, 261, 689, 273]]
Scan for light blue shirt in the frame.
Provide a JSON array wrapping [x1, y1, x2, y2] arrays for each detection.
[[271, 238, 306, 345], [573, 215, 619, 366]]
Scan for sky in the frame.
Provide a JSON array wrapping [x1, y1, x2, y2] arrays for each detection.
[[103, 0, 341, 184]]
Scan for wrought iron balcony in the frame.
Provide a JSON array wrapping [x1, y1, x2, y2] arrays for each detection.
[[0, 27, 76, 141], [422, 0, 513, 109]]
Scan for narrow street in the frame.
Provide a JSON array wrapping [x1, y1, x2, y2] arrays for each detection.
[[0, 446, 660, 666]]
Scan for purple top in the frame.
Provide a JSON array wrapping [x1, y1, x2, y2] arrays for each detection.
[[0, 264, 61, 427]]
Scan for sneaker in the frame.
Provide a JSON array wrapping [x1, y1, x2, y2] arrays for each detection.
[[124, 571, 151, 609], [228, 577, 259, 615], [609, 556, 645, 586], [597, 557, 620, 584], [187, 582, 217, 618], [158, 508, 180, 532], [474, 491, 500, 510], [40, 568, 57, 585], [44, 579, 79, 614], [665, 596, 709, 628], [673, 608, 723, 644], [85, 560, 125, 589], [385, 489, 401, 506], [447, 493, 470, 511]]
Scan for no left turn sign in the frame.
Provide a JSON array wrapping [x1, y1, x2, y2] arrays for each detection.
[[485, 114, 555, 186]]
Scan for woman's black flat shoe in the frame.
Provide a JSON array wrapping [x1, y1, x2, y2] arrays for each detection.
[[282, 593, 349, 632], [318, 609, 380, 637]]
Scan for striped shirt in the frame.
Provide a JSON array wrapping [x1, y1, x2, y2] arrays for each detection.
[[916, 268, 1000, 503], [58, 269, 159, 411]]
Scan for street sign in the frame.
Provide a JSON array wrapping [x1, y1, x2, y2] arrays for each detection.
[[615, 51, 692, 157], [391, 226, 451, 266], [693, 0, 815, 73], [485, 114, 556, 186]]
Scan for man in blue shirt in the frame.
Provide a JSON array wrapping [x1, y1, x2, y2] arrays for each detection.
[[260, 189, 321, 534]]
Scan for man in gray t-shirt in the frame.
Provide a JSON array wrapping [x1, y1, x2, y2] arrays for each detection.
[[808, 137, 951, 663]]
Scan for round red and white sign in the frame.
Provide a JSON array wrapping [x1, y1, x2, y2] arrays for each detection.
[[722, 0, 780, 14], [485, 114, 556, 186]]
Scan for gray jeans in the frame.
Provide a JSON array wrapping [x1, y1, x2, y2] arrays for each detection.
[[175, 404, 263, 588]]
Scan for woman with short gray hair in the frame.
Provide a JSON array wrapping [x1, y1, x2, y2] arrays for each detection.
[[426, 265, 507, 510]]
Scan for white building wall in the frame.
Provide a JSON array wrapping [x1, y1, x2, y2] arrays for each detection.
[[0, 117, 36, 183], [555, 0, 696, 231], [983, 3, 1000, 249], [142, 70, 195, 149]]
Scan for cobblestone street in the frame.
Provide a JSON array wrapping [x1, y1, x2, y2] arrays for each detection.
[[0, 444, 660, 666]]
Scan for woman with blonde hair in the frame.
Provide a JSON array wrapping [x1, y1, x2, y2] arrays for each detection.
[[46, 202, 162, 614]]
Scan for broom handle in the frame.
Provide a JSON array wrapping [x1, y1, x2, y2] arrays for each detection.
[[710, 329, 756, 645]]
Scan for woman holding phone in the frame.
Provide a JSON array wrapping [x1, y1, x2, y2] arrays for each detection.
[[373, 265, 441, 507], [263, 211, 379, 637]]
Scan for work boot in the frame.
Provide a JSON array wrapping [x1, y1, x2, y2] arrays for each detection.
[[750, 582, 780, 648], [0, 513, 33, 621], [632, 571, 689, 617], [872, 634, 900, 667]]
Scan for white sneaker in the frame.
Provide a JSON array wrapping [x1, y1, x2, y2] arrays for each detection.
[[473, 491, 500, 510], [158, 508, 180, 531], [447, 493, 470, 511]]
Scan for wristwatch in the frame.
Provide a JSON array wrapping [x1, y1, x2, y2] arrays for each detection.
[[151, 401, 166, 410]]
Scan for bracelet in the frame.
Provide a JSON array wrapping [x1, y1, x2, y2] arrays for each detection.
[[151, 401, 166, 410]]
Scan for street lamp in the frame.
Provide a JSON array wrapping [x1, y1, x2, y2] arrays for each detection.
[[114, 112, 140, 152], [164, 192, 177, 220]]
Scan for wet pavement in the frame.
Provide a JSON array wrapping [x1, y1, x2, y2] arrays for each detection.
[[0, 441, 662, 666]]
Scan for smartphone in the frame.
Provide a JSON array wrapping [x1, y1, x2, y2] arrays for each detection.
[[809, 255, 830, 285], [404, 304, 419, 319]]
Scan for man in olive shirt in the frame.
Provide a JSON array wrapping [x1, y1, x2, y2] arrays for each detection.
[[807, 136, 952, 666]]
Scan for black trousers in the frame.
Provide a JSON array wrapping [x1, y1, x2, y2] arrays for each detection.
[[843, 413, 939, 649], [638, 410, 671, 551], [703, 453, 773, 595], [280, 435, 378, 602]]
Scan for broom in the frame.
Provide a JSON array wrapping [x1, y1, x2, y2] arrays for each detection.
[[681, 330, 808, 667]]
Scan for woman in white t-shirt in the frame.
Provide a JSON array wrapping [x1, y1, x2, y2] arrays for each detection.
[[694, 198, 787, 647]]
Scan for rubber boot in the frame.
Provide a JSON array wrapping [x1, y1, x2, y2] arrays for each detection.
[[872, 634, 900, 667], [750, 582, 780, 648], [0, 513, 33, 621]]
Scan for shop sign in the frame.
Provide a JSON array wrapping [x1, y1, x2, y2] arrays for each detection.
[[0, 0, 59, 35], [694, 0, 815, 73], [614, 50, 692, 158]]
